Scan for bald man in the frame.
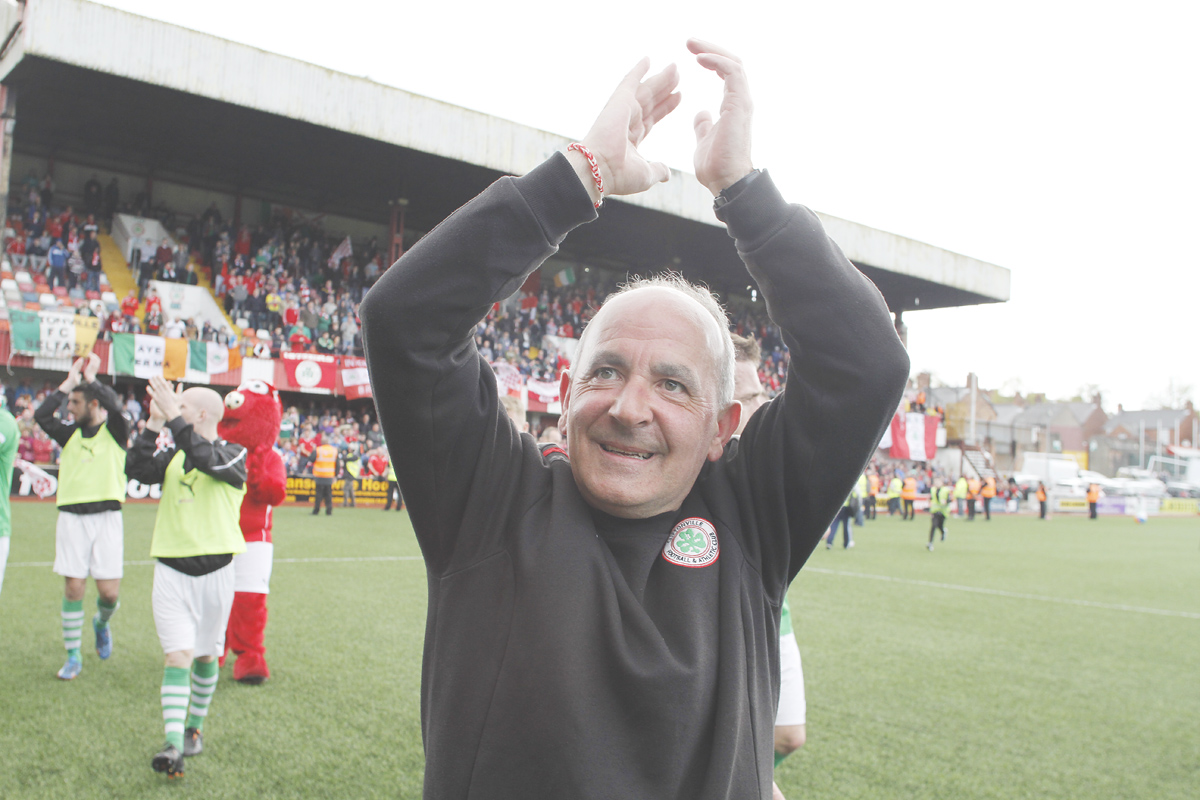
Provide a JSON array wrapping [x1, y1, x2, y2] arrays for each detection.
[[126, 377, 247, 778], [361, 41, 908, 798]]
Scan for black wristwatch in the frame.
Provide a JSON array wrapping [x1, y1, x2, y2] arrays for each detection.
[[713, 169, 762, 211]]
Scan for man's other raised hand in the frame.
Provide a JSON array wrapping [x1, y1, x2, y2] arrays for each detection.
[[689, 38, 755, 197]]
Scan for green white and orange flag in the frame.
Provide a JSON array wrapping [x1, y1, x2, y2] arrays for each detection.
[[111, 333, 165, 379]]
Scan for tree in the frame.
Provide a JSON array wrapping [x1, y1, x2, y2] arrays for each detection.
[[1147, 379, 1194, 410]]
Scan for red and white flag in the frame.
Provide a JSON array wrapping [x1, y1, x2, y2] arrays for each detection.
[[887, 412, 938, 461], [282, 352, 336, 394], [327, 236, 353, 269], [341, 356, 372, 400]]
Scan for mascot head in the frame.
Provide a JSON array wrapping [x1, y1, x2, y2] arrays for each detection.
[[219, 379, 282, 450]]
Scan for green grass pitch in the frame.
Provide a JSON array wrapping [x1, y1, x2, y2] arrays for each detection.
[[0, 503, 1196, 798]]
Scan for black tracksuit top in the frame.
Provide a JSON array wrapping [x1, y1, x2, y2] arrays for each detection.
[[361, 153, 909, 799]]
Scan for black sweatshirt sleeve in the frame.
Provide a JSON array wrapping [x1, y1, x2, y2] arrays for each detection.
[[124, 418, 247, 489], [125, 428, 176, 485], [715, 172, 910, 595], [164, 416, 247, 488], [33, 390, 74, 447], [360, 154, 596, 574]]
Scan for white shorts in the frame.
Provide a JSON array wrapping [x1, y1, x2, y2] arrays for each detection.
[[233, 541, 274, 594], [152, 561, 235, 657], [54, 510, 124, 580], [775, 631, 807, 726], [0, 535, 9, 597]]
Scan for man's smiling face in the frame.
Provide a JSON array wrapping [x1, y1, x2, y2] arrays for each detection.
[[560, 288, 739, 519]]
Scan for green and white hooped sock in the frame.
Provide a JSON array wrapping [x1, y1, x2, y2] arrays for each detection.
[[185, 659, 220, 731], [61, 599, 84, 659], [95, 597, 119, 629], [161, 666, 191, 750], [775, 751, 787, 769]]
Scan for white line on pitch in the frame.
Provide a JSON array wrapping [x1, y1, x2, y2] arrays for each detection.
[[7, 555, 423, 568], [804, 567, 1200, 620]]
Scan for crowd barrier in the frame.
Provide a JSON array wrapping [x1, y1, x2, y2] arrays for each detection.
[[11, 464, 397, 508]]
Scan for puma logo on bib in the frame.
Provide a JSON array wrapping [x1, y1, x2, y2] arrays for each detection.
[[662, 517, 719, 568]]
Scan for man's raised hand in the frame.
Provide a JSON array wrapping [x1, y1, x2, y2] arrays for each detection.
[[147, 376, 181, 422], [688, 39, 755, 197], [82, 352, 101, 384], [58, 357, 84, 393], [569, 59, 681, 203]]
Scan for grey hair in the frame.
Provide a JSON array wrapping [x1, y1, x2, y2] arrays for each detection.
[[577, 272, 736, 409]]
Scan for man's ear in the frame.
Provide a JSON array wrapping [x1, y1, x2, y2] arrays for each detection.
[[707, 402, 741, 462], [557, 370, 572, 437]]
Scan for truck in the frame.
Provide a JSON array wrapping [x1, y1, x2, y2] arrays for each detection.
[[1014, 453, 1083, 496]]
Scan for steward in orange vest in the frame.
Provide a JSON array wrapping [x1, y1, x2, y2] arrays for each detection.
[[966, 477, 981, 521], [312, 443, 338, 516], [901, 476, 918, 521], [1086, 483, 1100, 519], [1036, 483, 1047, 520], [980, 476, 996, 521]]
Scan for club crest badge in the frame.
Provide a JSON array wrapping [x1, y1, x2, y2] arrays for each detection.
[[662, 517, 720, 568]]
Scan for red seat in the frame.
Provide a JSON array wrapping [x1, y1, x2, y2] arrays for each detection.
[[52, 286, 68, 297], [0, 271, 12, 280], [35, 283, 50, 294], [86, 290, 101, 300], [24, 301, 40, 310]]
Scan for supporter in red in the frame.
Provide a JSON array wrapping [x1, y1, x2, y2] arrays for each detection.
[[144, 287, 162, 318], [367, 449, 388, 478], [296, 425, 319, 469], [120, 290, 139, 321], [235, 226, 251, 258], [31, 429, 54, 464]]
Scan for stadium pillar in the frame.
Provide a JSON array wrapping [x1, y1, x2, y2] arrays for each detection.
[[388, 198, 408, 266], [0, 84, 13, 255], [894, 310, 907, 348]]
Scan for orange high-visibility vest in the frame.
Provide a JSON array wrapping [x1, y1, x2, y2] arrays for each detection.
[[1036, 487, 1046, 502], [967, 478, 981, 498], [1086, 484, 1100, 503], [902, 477, 917, 500], [868, 474, 880, 495], [981, 477, 996, 498], [313, 444, 337, 479]]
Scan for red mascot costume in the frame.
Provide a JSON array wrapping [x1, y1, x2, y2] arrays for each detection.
[[217, 380, 286, 684]]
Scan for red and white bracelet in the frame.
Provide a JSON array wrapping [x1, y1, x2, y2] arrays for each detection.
[[567, 142, 604, 208]]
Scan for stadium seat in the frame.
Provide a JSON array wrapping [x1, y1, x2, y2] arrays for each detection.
[[21, 292, 38, 303], [15, 270, 32, 285], [0, 270, 12, 280], [236, 317, 250, 328], [52, 286, 67, 297], [86, 291, 100, 300], [39, 293, 57, 307], [257, 329, 271, 339], [23, 301, 40, 310], [99, 273, 110, 287], [35, 283, 50, 294], [100, 290, 118, 304], [1, 278, 16, 292]]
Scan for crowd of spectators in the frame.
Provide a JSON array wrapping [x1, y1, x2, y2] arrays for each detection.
[[5, 171, 800, 469]]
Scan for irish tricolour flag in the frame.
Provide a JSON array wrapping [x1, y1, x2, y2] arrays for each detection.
[[112, 333, 166, 378], [185, 341, 230, 382]]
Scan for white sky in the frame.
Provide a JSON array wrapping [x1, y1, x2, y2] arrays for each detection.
[[96, 0, 1200, 411]]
